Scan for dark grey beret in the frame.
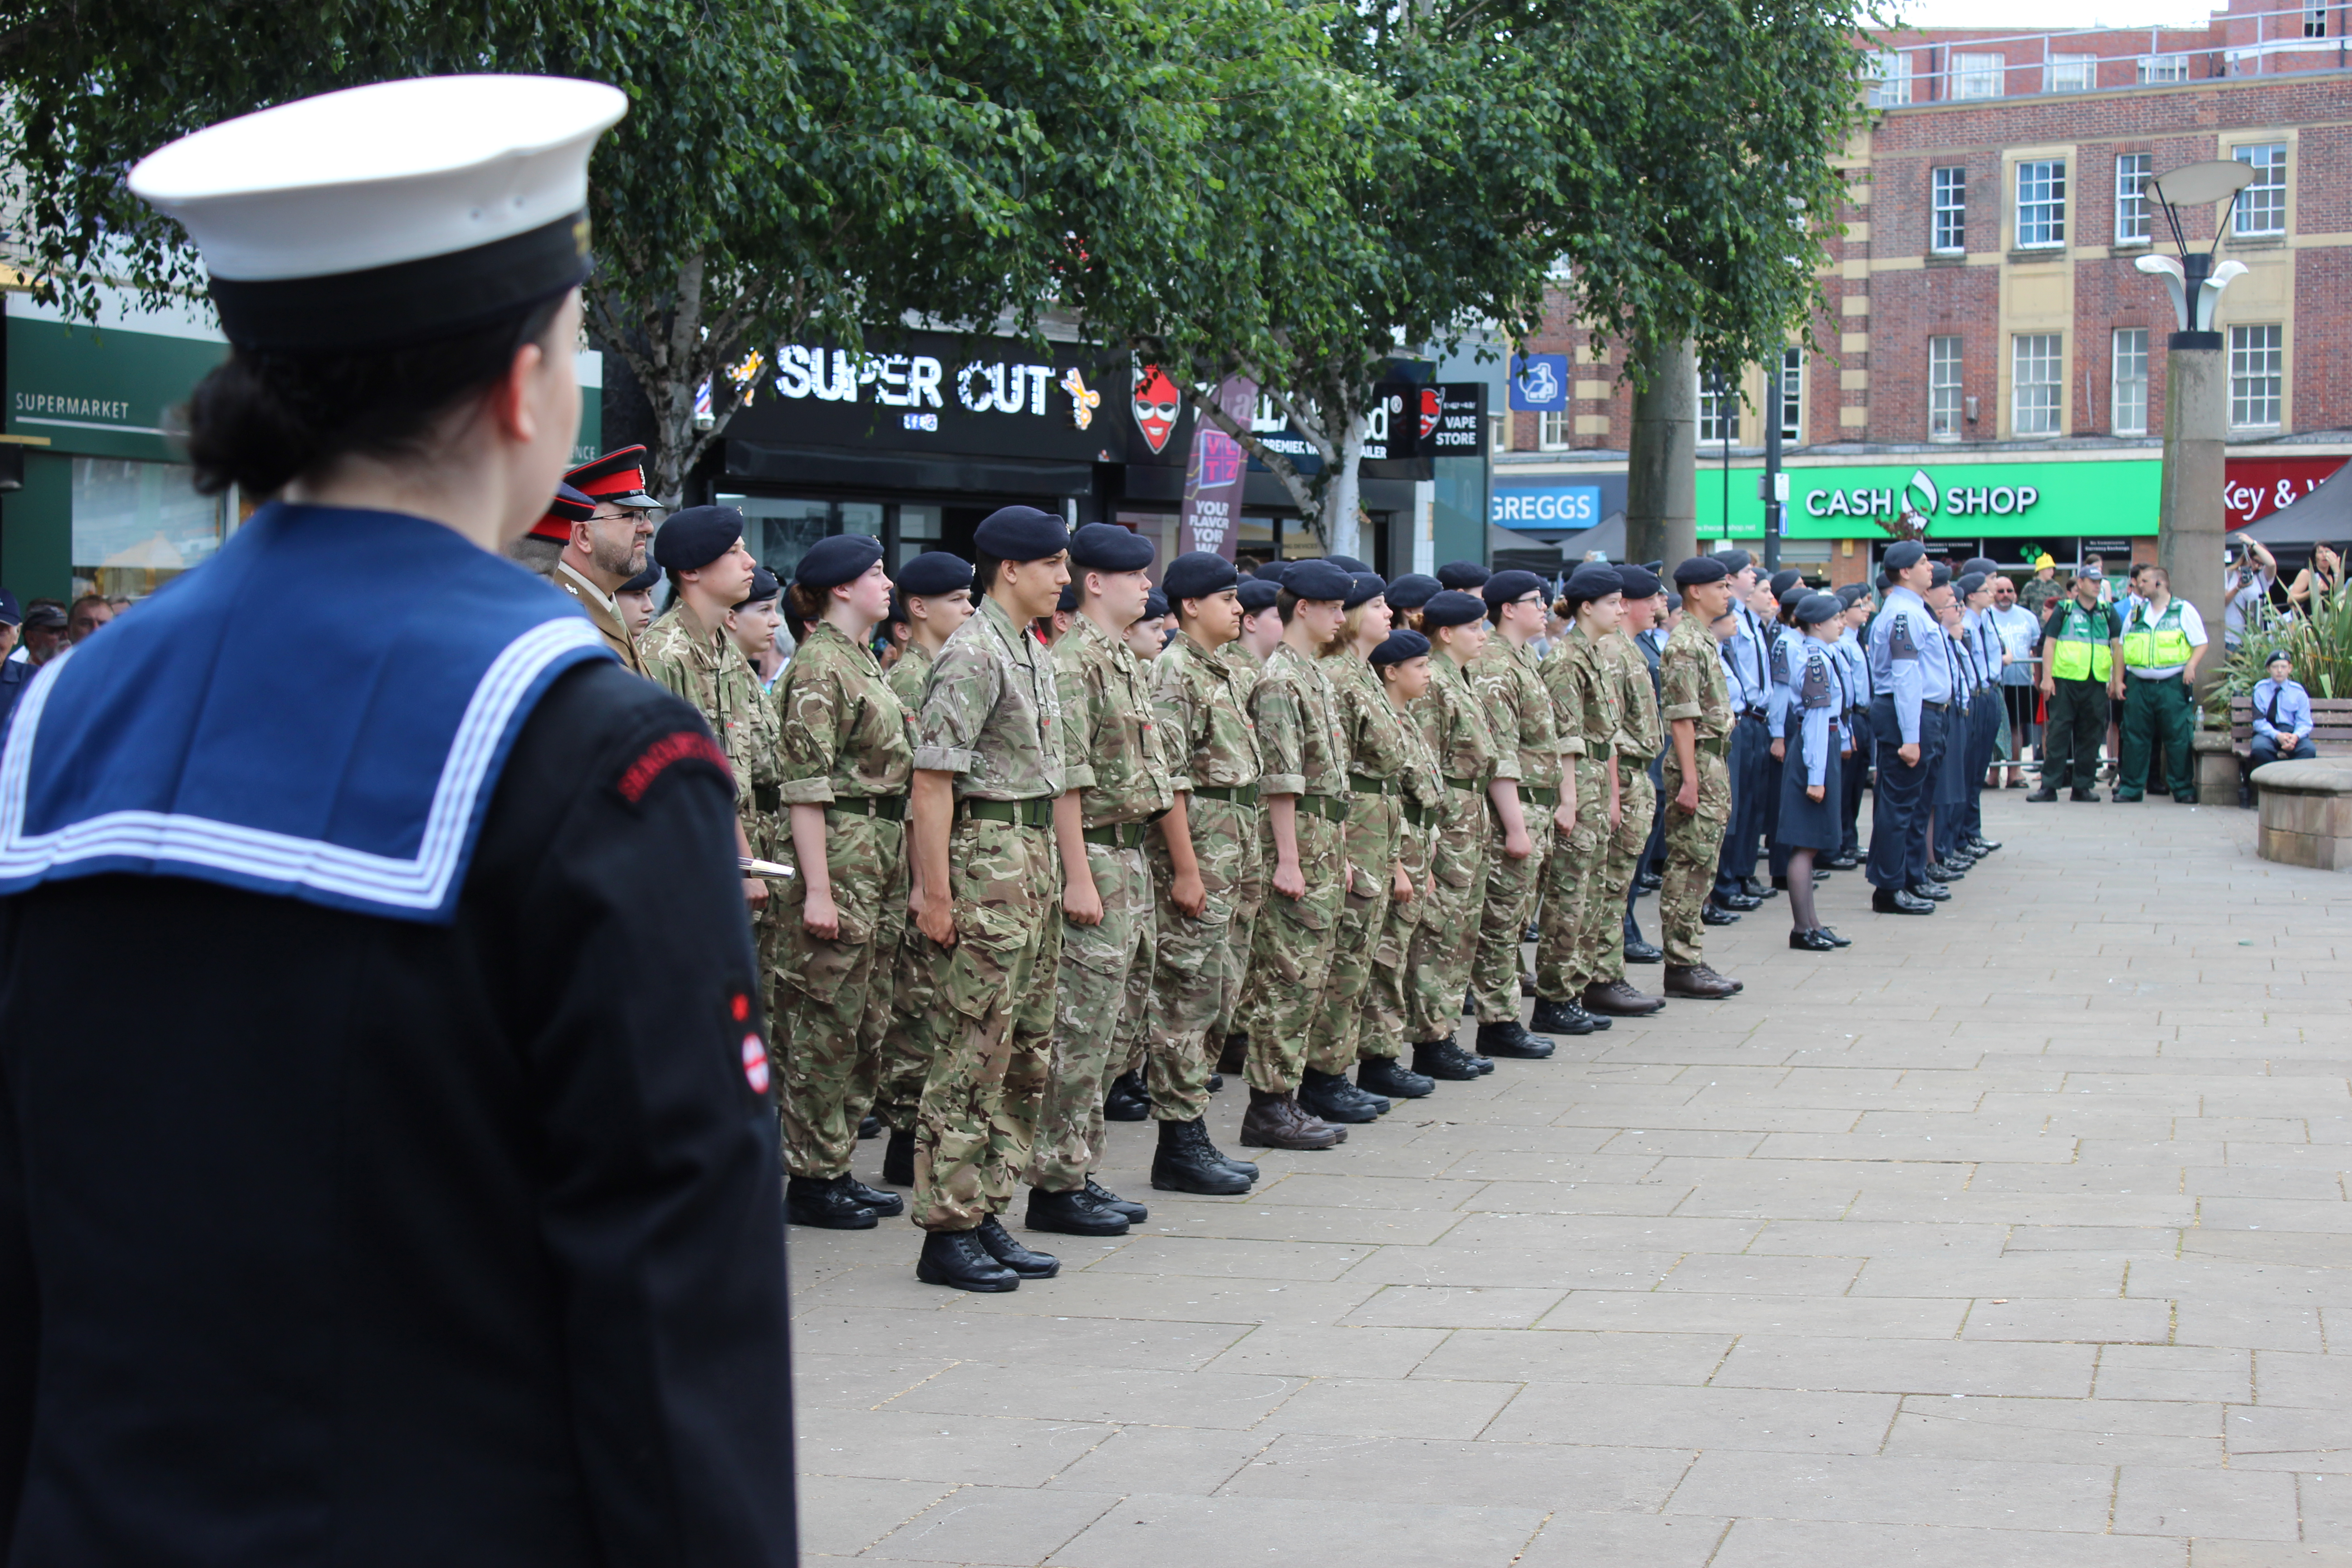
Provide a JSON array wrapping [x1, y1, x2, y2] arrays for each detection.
[[1616, 564, 1663, 599], [1421, 589, 1488, 629], [1344, 572, 1387, 610], [1481, 568, 1548, 611], [1795, 592, 1844, 627], [1163, 551, 1240, 603], [1711, 549, 1753, 574], [1674, 556, 1730, 586], [1436, 559, 1491, 591], [1371, 628, 1431, 666], [974, 505, 1071, 562], [1883, 540, 1927, 571], [735, 565, 781, 607], [897, 550, 974, 598], [1237, 579, 1281, 613], [1284, 559, 1356, 602], [794, 532, 884, 590], [652, 505, 746, 572], [1071, 522, 1156, 573], [1560, 563, 1624, 605], [1384, 573, 1442, 612], [1327, 554, 1372, 574]]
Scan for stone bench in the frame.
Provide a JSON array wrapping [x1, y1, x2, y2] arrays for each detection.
[[2252, 758, 2352, 870]]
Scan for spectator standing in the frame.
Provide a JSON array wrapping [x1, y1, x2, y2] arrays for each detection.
[[2225, 538, 2279, 653], [2029, 570, 2124, 802], [2115, 566, 2208, 804], [0, 592, 24, 735], [17, 602, 67, 666], [65, 595, 113, 644], [1984, 575, 2041, 786]]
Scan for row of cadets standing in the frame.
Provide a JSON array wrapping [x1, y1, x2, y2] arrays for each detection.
[[1529, 564, 1636, 1038], [1589, 564, 1672, 1012], [1710, 551, 1775, 913], [1656, 557, 1746, 997], [1832, 583, 1876, 865], [1468, 569, 1571, 1058], [1865, 541, 1957, 915], [1778, 593, 1859, 949]]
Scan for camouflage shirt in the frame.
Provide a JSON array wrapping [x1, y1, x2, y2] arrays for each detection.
[[1605, 629, 1664, 760], [911, 594, 1066, 800], [1250, 641, 1351, 800], [1055, 612, 1173, 828], [639, 599, 780, 808], [1228, 645, 1266, 680], [887, 641, 935, 712], [1468, 637, 1565, 782], [773, 620, 913, 804], [1660, 611, 1734, 740], [1328, 655, 1422, 788], [1419, 652, 1501, 784], [1546, 626, 1624, 760], [1151, 634, 1262, 793]]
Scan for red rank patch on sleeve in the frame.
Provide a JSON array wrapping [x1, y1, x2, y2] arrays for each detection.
[[617, 730, 733, 803]]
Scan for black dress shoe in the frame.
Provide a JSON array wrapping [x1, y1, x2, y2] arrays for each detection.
[[1475, 1019, 1556, 1059], [2025, 787, 2059, 802], [1151, 1117, 1254, 1194], [1817, 926, 1852, 946], [787, 1173, 880, 1229], [1300, 1066, 1382, 1123], [1701, 902, 1741, 926], [1742, 877, 1777, 900], [1908, 881, 1951, 902], [1635, 871, 1663, 892], [1970, 837, 2002, 853], [1872, 887, 1935, 915], [1472, 1052, 1496, 1073], [844, 1176, 906, 1217], [1528, 997, 1595, 1035], [1812, 867, 1832, 881], [1823, 853, 1861, 870], [1085, 1178, 1148, 1224], [1025, 1184, 1129, 1236], [2071, 788, 2101, 802], [1208, 1072, 1224, 1093], [977, 1216, 1061, 1276], [1102, 1070, 1151, 1122], [859, 1115, 882, 1140], [1716, 889, 1763, 911], [1789, 927, 1839, 951], [1925, 861, 1967, 882], [1623, 939, 1664, 965], [883, 1125, 917, 1187], [1411, 1039, 1484, 1082], [1359, 1055, 1435, 1098], [916, 1229, 1021, 1292]]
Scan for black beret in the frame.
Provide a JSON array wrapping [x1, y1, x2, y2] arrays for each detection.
[[1929, 562, 1954, 588], [1481, 568, 1547, 611], [1237, 579, 1281, 613], [1163, 552, 1240, 603], [897, 550, 974, 598], [1384, 573, 1441, 612], [1837, 583, 1872, 607], [1875, 571, 1893, 591], [1769, 568, 1803, 598], [1327, 554, 1372, 574], [617, 563, 662, 594], [1057, 581, 1082, 614], [1421, 589, 1488, 629], [1795, 592, 1844, 627], [1961, 556, 2000, 576], [1284, 559, 1355, 602], [735, 565, 781, 607], [1370, 628, 1431, 666], [1070, 522, 1156, 573], [653, 505, 746, 572], [1344, 572, 1387, 610], [1143, 588, 1170, 621], [1436, 559, 1491, 591], [1673, 555, 1730, 586], [1665, 591, 1683, 611], [1562, 563, 1624, 602], [1711, 549, 1753, 574], [974, 505, 1071, 562], [1259, 559, 1295, 588], [1956, 571, 1989, 597], [1883, 540, 1927, 571], [1777, 578, 1810, 609], [1616, 564, 1663, 599], [794, 532, 884, 590]]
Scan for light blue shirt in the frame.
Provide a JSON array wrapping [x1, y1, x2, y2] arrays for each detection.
[[1718, 603, 1770, 718], [2253, 677, 2313, 742], [1867, 587, 1947, 743]]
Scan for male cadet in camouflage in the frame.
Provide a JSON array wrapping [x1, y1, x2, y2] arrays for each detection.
[[1208, 574, 1282, 1074], [1406, 590, 1504, 1081], [906, 505, 1073, 1293], [725, 567, 789, 1030], [1531, 563, 1625, 1037], [1466, 568, 1569, 1060], [1236, 557, 1358, 1152], [542, 446, 662, 674], [1024, 524, 1171, 1237], [1358, 629, 1444, 1093], [1658, 557, 1743, 1000], [1583, 564, 1669, 1017], [767, 535, 913, 1230], [1141, 553, 1265, 1193], [638, 505, 774, 917], [872, 550, 977, 1187]]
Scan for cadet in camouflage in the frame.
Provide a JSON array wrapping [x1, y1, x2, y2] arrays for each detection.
[[1403, 591, 1502, 1082], [1356, 628, 1444, 1098], [1658, 559, 1742, 999], [1212, 577, 1283, 1059], [1465, 570, 1569, 1058], [1530, 564, 1628, 1035], [1581, 569, 1669, 1016]]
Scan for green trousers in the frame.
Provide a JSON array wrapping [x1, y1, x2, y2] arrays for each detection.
[[2119, 673, 2195, 800]]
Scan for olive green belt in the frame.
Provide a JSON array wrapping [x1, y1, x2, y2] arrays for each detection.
[[1519, 784, 1558, 808], [750, 782, 782, 812], [1298, 792, 1350, 824], [1444, 774, 1488, 793], [1402, 799, 1435, 828], [1081, 821, 1150, 850], [827, 794, 906, 822], [1190, 782, 1259, 808], [1348, 772, 1396, 796], [958, 795, 1055, 829]]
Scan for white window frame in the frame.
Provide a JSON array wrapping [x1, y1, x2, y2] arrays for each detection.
[[1928, 337, 1963, 441], [2111, 327, 2149, 436], [2233, 143, 2288, 236], [2011, 333, 2063, 436], [1867, 49, 1911, 107], [2048, 53, 2098, 92], [1537, 409, 1571, 451], [2015, 159, 2067, 250], [2114, 153, 2153, 245], [1697, 368, 1740, 446], [1488, 410, 1510, 454], [2138, 54, 2189, 82], [1931, 167, 1966, 254], [1952, 52, 2004, 98], [2230, 324, 2283, 430], [1779, 348, 1803, 442], [2307, 4, 2328, 35]]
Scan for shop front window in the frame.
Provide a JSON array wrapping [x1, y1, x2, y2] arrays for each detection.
[[716, 495, 832, 584], [896, 504, 942, 568], [70, 458, 227, 602]]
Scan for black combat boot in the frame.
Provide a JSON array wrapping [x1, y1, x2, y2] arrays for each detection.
[[1102, 1070, 1151, 1122], [1299, 1067, 1382, 1123], [1085, 1179, 1148, 1224], [1358, 1054, 1434, 1098], [1025, 1184, 1129, 1237], [1411, 1039, 1483, 1081], [786, 1173, 879, 1230], [1152, 1117, 1254, 1195], [882, 1125, 916, 1187], [1528, 997, 1595, 1036], [916, 1229, 1019, 1292], [976, 1216, 1060, 1277], [843, 1175, 905, 1217], [1475, 1019, 1556, 1059]]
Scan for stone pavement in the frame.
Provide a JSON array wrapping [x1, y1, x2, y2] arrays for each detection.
[[789, 791, 2352, 1567]]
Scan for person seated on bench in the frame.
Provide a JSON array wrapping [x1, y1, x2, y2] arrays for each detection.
[[2244, 649, 2318, 806]]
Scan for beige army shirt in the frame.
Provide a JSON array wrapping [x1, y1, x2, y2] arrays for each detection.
[[1469, 637, 1567, 782], [1055, 612, 1172, 828], [1660, 612, 1734, 740], [1250, 642, 1350, 800], [1151, 635, 1261, 794], [552, 560, 644, 676], [638, 600, 779, 821], [912, 594, 1066, 800], [774, 621, 913, 804]]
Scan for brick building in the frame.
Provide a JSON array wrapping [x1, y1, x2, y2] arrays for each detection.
[[1486, 0, 2352, 582]]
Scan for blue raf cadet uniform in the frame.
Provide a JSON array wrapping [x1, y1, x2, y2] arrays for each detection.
[[1832, 584, 1874, 863], [1710, 552, 1773, 907], [1866, 543, 1951, 912]]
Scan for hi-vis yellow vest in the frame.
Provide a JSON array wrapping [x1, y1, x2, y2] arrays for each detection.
[[2049, 600, 2114, 681], [2121, 599, 2193, 671]]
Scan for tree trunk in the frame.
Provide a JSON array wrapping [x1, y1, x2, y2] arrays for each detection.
[[1320, 410, 1368, 560], [1626, 334, 1697, 569]]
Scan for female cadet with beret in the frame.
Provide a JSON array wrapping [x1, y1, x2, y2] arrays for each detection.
[[1404, 589, 1504, 1081], [1359, 629, 1445, 1097], [769, 534, 915, 1229], [1781, 593, 1855, 951], [1466, 568, 1568, 1060], [1530, 563, 1623, 1039]]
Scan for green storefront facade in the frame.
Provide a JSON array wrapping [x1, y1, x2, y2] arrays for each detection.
[[1694, 453, 2162, 556]]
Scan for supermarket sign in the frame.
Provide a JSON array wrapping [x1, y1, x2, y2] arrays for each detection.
[[1697, 458, 2162, 540]]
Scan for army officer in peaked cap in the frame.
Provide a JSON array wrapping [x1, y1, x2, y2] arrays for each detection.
[[0, 77, 794, 1565]]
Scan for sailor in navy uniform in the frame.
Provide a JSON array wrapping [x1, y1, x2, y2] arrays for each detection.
[[0, 78, 795, 1566]]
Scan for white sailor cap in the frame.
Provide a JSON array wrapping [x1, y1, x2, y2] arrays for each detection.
[[128, 74, 627, 353]]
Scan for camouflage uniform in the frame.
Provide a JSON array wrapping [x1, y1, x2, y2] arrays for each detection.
[[1533, 629, 1617, 1000], [1306, 655, 1415, 1074], [1214, 642, 1269, 1047], [870, 641, 943, 1133], [1658, 612, 1735, 967], [1028, 613, 1173, 1193], [1467, 637, 1564, 1023], [1142, 634, 1264, 1121], [1404, 652, 1500, 1045], [1239, 642, 1352, 1094], [1363, 712, 1444, 1061], [769, 620, 912, 1177], [1587, 630, 1662, 989], [909, 596, 1067, 1234]]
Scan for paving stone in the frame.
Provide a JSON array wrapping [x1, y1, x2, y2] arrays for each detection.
[[1512, 1512, 1730, 1567], [1411, 1327, 1734, 1386], [1199, 1323, 1446, 1379], [1338, 1284, 1566, 1328], [1485, 1382, 1897, 1453], [1045, 1492, 1547, 1568], [2113, 1465, 2300, 1540], [883, 1362, 1301, 1428], [865, 1485, 1122, 1563], [1885, 1392, 2223, 1466], [1713, 1335, 2100, 1397], [1220, 1432, 1693, 1511], [1668, 1450, 2114, 1531], [1711, 1519, 2186, 1567], [796, 1474, 957, 1557]]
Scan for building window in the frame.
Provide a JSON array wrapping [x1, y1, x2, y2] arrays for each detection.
[[2015, 159, 2067, 248], [1931, 167, 1966, 252], [1952, 52, 2004, 98], [2048, 53, 2098, 92], [1488, 411, 1510, 454], [1538, 410, 1571, 450], [2230, 324, 2283, 428], [1698, 368, 1740, 446], [1867, 49, 1911, 106], [2138, 54, 2189, 82], [2307, 3, 2328, 35], [2115, 153, 2153, 244], [2112, 328, 2150, 436], [2012, 333, 2063, 435], [2233, 143, 2288, 235], [1779, 348, 1803, 441], [1928, 337, 1963, 441], [69, 458, 230, 603]]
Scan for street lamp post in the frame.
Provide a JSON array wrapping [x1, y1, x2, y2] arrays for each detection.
[[2136, 158, 2255, 713]]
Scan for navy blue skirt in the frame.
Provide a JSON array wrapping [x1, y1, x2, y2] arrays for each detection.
[[1776, 728, 1844, 851]]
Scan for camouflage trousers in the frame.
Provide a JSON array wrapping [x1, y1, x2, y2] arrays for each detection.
[[1405, 783, 1491, 1045], [1306, 795, 1402, 1074], [1471, 788, 1553, 1022], [1241, 808, 1347, 1093], [1587, 768, 1654, 989], [1028, 841, 1156, 1192], [1533, 762, 1609, 1000], [869, 909, 942, 1132], [773, 812, 907, 1178], [1361, 818, 1434, 1061], [1660, 746, 1732, 968], [1214, 804, 1269, 1044], [913, 817, 1062, 1233], [1144, 794, 1264, 1122]]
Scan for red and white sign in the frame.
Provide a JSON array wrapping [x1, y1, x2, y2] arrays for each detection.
[[2225, 456, 2346, 531]]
